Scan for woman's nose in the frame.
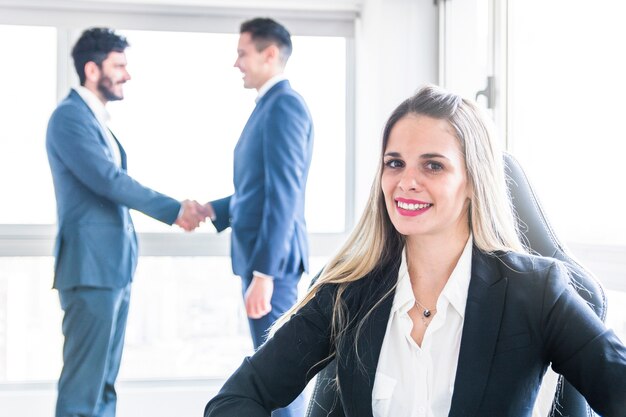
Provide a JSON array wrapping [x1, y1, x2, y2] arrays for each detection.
[[398, 168, 421, 191]]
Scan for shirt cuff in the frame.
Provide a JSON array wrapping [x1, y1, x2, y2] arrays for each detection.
[[253, 270, 274, 280]]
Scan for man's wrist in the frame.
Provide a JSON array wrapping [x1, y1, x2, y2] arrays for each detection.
[[253, 270, 273, 280]]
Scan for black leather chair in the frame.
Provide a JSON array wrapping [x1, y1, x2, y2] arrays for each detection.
[[305, 152, 606, 417]]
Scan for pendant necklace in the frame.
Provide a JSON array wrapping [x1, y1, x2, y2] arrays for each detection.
[[414, 299, 436, 326]]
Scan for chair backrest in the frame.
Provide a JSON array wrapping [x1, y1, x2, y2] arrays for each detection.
[[504, 152, 605, 417], [305, 152, 606, 417]]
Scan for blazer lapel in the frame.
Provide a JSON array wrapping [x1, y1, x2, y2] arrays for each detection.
[[448, 249, 507, 417], [342, 264, 398, 417], [356, 293, 394, 417], [108, 130, 127, 170], [236, 80, 288, 153], [71, 91, 122, 167]]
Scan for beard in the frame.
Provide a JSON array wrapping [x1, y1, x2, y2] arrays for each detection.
[[97, 74, 124, 102]]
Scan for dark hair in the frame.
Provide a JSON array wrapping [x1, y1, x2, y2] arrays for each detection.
[[240, 17, 292, 62], [72, 27, 129, 85]]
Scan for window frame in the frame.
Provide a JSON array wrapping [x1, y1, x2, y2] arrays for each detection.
[[437, 0, 626, 294], [0, 0, 358, 258]]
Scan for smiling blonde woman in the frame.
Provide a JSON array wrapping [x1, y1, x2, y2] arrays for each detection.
[[205, 85, 626, 417]]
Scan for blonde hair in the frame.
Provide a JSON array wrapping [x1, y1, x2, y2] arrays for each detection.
[[272, 85, 525, 353]]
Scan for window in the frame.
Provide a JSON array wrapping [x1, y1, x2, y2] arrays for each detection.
[[0, 5, 355, 383], [442, 0, 626, 343], [507, 0, 626, 245], [0, 25, 57, 224], [0, 256, 327, 381], [438, 0, 491, 109], [507, 0, 626, 341], [110, 30, 347, 233]]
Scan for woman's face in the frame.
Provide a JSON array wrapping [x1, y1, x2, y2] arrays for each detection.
[[381, 114, 471, 243]]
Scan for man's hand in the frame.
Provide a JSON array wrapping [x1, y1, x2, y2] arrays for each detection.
[[245, 274, 274, 319], [174, 199, 209, 231]]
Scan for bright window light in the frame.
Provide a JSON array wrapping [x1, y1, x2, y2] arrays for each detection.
[[0, 25, 57, 224], [109, 30, 347, 234]]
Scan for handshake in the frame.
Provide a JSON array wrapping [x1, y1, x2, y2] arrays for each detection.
[[174, 200, 215, 232]]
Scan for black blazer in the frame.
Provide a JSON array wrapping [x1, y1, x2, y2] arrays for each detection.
[[205, 248, 626, 417]]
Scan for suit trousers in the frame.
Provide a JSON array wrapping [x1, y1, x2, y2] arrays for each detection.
[[242, 272, 306, 417], [56, 283, 131, 417]]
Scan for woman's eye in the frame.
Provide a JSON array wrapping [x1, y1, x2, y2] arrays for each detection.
[[425, 161, 444, 171], [384, 159, 404, 168]]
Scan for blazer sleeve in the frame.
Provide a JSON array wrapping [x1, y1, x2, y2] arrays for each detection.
[[47, 105, 181, 224], [210, 195, 232, 233], [542, 261, 626, 416], [204, 284, 336, 417], [249, 94, 312, 277]]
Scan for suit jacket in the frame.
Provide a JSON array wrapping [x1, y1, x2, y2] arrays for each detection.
[[46, 90, 181, 289], [205, 248, 626, 417], [211, 80, 314, 279]]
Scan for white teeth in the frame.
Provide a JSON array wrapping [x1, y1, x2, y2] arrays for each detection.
[[397, 201, 431, 210]]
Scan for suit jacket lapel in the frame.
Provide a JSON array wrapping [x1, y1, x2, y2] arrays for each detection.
[[341, 264, 398, 417], [253, 80, 289, 111], [448, 249, 507, 417], [355, 291, 394, 417], [237, 80, 289, 151], [108, 130, 127, 170], [71, 91, 122, 167]]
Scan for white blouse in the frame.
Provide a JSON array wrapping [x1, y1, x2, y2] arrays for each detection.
[[372, 236, 473, 417]]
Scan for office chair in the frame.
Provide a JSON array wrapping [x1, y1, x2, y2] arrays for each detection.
[[305, 152, 606, 417]]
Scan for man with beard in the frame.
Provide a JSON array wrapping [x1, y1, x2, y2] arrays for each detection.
[[46, 27, 209, 417]]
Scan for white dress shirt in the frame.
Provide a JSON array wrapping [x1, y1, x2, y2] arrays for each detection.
[[372, 236, 473, 417], [74, 86, 122, 167], [255, 73, 287, 103]]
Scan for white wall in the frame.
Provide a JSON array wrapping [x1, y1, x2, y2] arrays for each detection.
[[354, 0, 438, 212]]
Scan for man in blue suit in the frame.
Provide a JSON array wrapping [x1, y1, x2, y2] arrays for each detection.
[[207, 18, 314, 417], [46, 28, 209, 417]]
